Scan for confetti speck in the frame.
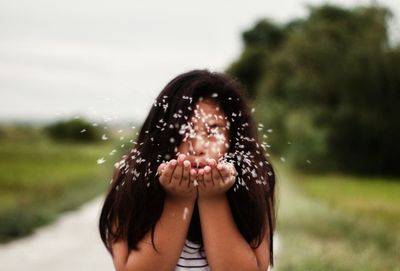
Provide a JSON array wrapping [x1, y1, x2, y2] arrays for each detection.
[[97, 157, 106, 164], [183, 207, 189, 220]]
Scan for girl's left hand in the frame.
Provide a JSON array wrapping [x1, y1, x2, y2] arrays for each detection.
[[197, 159, 236, 199]]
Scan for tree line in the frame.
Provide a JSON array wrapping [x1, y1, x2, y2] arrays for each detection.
[[227, 5, 400, 176]]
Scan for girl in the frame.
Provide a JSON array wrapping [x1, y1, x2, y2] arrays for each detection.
[[99, 70, 276, 271]]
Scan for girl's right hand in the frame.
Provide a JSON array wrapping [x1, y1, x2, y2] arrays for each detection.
[[157, 154, 197, 201]]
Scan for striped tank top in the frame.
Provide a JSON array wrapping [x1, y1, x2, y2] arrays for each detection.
[[175, 239, 209, 270]]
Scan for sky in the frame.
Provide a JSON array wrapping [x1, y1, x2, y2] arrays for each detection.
[[0, 0, 399, 124]]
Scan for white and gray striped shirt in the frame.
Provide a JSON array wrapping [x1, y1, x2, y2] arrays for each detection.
[[175, 240, 209, 271]]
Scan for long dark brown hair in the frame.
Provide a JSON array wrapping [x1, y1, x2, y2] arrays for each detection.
[[99, 69, 276, 265]]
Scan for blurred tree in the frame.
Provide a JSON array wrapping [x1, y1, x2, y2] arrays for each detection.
[[229, 4, 400, 176], [242, 19, 286, 48], [227, 19, 287, 98], [45, 118, 101, 143]]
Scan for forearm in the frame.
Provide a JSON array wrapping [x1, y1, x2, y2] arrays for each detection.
[[198, 195, 260, 271], [120, 197, 195, 271]]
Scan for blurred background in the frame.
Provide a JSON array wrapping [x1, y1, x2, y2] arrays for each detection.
[[0, 0, 399, 270]]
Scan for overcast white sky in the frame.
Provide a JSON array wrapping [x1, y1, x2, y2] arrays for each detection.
[[0, 0, 399, 124]]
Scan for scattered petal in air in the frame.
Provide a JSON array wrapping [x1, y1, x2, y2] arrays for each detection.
[[306, 160, 312, 164], [101, 134, 108, 140], [251, 108, 255, 113], [267, 129, 273, 133], [183, 207, 189, 220], [80, 129, 86, 133], [280, 157, 286, 162], [170, 137, 175, 143], [211, 93, 218, 98], [97, 157, 106, 164]]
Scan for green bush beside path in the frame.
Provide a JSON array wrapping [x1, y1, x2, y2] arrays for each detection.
[[0, 125, 125, 243]]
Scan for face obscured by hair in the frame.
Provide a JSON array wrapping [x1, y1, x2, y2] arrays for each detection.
[[178, 99, 229, 169]]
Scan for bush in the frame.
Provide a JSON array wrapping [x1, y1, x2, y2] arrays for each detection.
[[228, 5, 400, 176], [45, 118, 101, 143]]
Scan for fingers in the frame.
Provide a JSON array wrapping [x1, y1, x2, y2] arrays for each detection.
[[210, 159, 224, 185], [198, 159, 230, 188], [159, 156, 237, 199], [181, 160, 191, 186], [171, 154, 185, 185], [197, 168, 205, 188], [159, 154, 194, 187], [157, 163, 167, 176], [203, 165, 214, 186], [217, 162, 236, 181], [190, 168, 198, 188], [159, 159, 177, 185], [209, 159, 237, 188]]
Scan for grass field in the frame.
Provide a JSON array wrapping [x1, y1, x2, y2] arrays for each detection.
[[274, 166, 400, 271], [2, 125, 399, 270], [0, 125, 131, 243]]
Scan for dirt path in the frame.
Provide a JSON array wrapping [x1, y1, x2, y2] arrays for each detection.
[[0, 195, 281, 271], [0, 196, 114, 271]]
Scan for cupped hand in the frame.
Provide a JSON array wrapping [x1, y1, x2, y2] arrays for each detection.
[[157, 154, 197, 201], [197, 159, 236, 199]]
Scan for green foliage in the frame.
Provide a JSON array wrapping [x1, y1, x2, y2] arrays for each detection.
[[242, 19, 286, 48], [45, 118, 101, 143], [0, 127, 119, 242], [229, 4, 400, 176], [227, 19, 287, 98]]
